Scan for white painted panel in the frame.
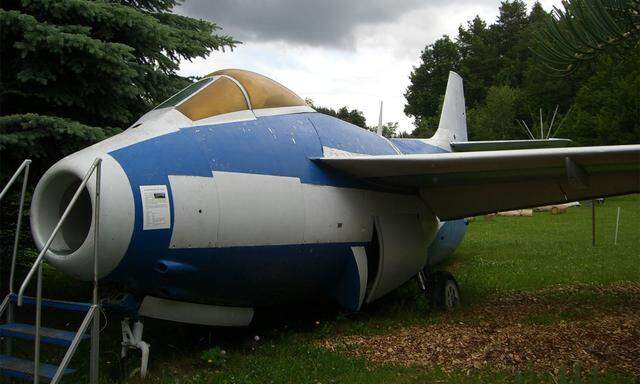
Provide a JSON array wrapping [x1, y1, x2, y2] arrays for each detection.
[[351, 246, 368, 310], [333, 188, 370, 243], [192, 109, 256, 126], [366, 191, 426, 216], [303, 185, 370, 243], [302, 185, 336, 243], [366, 214, 429, 303], [322, 146, 366, 158], [168, 175, 219, 248], [139, 296, 253, 326], [87, 108, 191, 157], [216, 172, 304, 246], [252, 105, 315, 117]]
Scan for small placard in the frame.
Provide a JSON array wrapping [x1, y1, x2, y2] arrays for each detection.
[[140, 185, 171, 230]]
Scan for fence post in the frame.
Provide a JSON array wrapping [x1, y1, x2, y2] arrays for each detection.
[[614, 207, 621, 245]]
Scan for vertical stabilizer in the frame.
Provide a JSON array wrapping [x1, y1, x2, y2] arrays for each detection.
[[430, 71, 468, 150]]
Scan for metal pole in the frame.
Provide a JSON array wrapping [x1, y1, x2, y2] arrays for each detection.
[[614, 207, 621, 245], [376, 100, 383, 136], [18, 158, 101, 305], [546, 105, 559, 139], [92, 160, 101, 306], [592, 199, 596, 246], [9, 162, 30, 294], [6, 162, 30, 355], [34, 264, 43, 384], [539, 108, 544, 139], [90, 160, 101, 384], [50, 307, 97, 383], [0, 160, 31, 201]]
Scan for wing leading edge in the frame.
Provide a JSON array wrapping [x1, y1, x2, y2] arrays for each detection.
[[314, 145, 640, 220]]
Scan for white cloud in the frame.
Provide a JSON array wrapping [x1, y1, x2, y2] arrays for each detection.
[[179, 0, 564, 134]]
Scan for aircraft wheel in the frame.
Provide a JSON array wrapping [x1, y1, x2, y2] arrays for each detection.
[[427, 271, 460, 310]]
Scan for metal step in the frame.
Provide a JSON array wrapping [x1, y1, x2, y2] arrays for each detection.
[[0, 322, 89, 347], [0, 354, 75, 382], [9, 293, 92, 312]]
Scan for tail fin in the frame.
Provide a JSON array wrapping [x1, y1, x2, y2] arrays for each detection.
[[430, 71, 468, 150]]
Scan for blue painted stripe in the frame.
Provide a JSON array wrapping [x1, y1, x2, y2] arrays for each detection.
[[331, 248, 361, 311], [107, 241, 367, 307], [308, 114, 398, 155]]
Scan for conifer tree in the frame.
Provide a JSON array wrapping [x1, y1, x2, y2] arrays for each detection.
[[534, 0, 640, 73], [0, 0, 236, 263], [1, 0, 236, 177]]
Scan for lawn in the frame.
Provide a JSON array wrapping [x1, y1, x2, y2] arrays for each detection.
[[6, 195, 640, 383]]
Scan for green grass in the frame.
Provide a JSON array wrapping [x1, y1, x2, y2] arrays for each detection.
[[8, 196, 640, 383], [451, 195, 640, 301]]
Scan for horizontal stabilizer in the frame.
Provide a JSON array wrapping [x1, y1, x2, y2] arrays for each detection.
[[451, 138, 572, 152], [313, 145, 640, 220]]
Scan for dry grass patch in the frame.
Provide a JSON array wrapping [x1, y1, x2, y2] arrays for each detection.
[[320, 283, 640, 376]]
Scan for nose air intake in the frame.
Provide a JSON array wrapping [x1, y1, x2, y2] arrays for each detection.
[[32, 171, 92, 255], [30, 153, 135, 281]]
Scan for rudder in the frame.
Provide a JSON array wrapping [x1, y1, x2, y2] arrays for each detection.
[[429, 71, 468, 151]]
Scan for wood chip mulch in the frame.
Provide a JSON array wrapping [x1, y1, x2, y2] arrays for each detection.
[[319, 283, 640, 375]]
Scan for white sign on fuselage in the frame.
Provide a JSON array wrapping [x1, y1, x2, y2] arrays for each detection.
[[140, 185, 171, 230]]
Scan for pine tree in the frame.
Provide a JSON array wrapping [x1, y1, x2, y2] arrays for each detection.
[[457, 16, 494, 109], [533, 0, 640, 73], [491, 0, 530, 86], [0, 0, 236, 264], [1, 0, 236, 177]]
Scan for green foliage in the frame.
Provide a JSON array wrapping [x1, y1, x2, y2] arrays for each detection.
[[404, 0, 639, 145], [320, 106, 367, 129], [307, 100, 368, 128], [0, 114, 120, 161], [306, 100, 400, 138], [201, 347, 227, 368], [367, 121, 399, 139], [533, 0, 640, 73], [467, 85, 524, 140], [561, 51, 640, 145], [404, 35, 460, 124], [0, 0, 235, 266]]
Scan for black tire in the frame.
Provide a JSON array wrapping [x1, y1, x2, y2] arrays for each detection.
[[426, 271, 460, 310]]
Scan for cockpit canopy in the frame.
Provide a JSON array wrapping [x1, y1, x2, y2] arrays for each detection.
[[155, 69, 308, 121]]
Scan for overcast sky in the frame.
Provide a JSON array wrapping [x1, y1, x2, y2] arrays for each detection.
[[177, 0, 562, 134]]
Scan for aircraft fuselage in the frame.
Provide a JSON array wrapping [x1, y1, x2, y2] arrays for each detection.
[[30, 110, 467, 315]]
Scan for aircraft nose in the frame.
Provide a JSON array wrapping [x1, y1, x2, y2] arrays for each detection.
[[30, 150, 134, 281]]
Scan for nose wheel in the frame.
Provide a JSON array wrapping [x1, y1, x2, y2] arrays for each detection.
[[417, 270, 460, 310]]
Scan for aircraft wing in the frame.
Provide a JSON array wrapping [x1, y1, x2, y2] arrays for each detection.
[[450, 138, 572, 152], [314, 145, 640, 220]]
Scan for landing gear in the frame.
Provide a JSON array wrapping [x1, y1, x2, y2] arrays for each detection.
[[417, 270, 460, 310], [121, 318, 150, 378]]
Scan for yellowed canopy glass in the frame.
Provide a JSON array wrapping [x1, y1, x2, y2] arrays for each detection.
[[177, 77, 248, 121], [157, 69, 307, 121], [209, 69, 306, 110]]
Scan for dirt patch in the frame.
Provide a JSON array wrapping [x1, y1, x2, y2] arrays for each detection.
[[320, 283, 640, 375]]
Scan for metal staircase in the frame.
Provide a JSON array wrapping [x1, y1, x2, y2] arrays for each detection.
[[0, 158, 102, 383]]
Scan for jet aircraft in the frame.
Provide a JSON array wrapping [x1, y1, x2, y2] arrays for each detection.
[[21, 69, 639, 375]]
